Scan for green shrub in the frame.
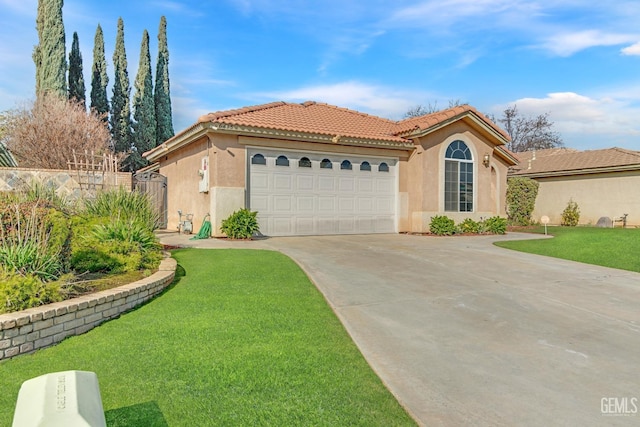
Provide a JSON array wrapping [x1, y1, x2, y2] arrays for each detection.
[[0, 272, 63, 314], [84, 187, 160, 230], [458, 218, 480, 234], [429, 215, 456, 236], [221, 209, 260, 239], [561, 199, 580, 226], [506, 177, 539, 225], [483, 216, 507, 234]]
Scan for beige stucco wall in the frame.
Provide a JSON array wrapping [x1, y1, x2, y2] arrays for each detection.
[[157, 136, 210, 233], [531, 171, 640, 226], [404, 122, 510, 232]]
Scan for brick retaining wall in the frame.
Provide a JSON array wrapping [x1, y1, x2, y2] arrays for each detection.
[[0, 256, 177, 361]]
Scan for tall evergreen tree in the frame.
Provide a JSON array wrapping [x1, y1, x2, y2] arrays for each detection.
[[110, 17, 133, 166], [90, 24, 109, 121], [33, 0, 67, 97], [131, 30, 156, 171], [154, 16, 174, 145], [68, 32, 86, 106]]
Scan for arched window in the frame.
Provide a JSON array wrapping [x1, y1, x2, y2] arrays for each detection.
[[360, 161, 371, 171], [251, 153, 266, 165], [320, 158, 333, 169], [340, 160, 352, 170], [378, 162, 389, 172], [275, 155, 289, 166], [444, 140, 473, 212], [298, 157, 311, 168]]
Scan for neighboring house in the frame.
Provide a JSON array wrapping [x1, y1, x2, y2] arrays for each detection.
[[144, 101, 518, 236], [509, 147, 640, 226]]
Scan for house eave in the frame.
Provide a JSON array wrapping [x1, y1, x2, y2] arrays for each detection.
[[510, 163, 640, 178], [401, 112, 510, 146]]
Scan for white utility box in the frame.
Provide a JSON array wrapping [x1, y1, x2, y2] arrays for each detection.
[[12, 370, 106, 427]]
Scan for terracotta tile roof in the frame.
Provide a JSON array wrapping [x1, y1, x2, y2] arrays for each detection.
[[510, 147, 640, 176], [393, 104, 511, 141], [198, 101, 405, 143], [197, 101, 510, 144]]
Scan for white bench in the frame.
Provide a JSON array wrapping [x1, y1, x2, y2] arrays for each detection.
[[12, 370, 106, 427]]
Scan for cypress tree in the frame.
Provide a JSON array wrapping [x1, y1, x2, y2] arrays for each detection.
[[68, 32, 86, 106], [131, 30, 156, 171], [33, 0, 67, 97], [90, 24, 109, 120], [154, 16, 174, 145], [110, 17, 133, 166]]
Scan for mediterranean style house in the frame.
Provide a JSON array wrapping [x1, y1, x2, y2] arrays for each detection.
[[144, 101, 518, 236], [509, 147, 640, 227]]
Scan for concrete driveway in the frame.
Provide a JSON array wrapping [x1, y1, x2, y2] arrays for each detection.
[[158, 232, 640, 426]]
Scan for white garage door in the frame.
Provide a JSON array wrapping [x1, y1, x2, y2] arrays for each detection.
[[248, 148, 397, 236]]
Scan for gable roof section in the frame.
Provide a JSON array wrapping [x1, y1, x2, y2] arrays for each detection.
[[510, 147, 640, 177], [145, 101, 516, 165]]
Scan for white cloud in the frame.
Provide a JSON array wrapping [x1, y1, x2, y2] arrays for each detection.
[[493, 92, 640, 149], [256, 81, 436, 119], [621, 41, 640, 56], [537, 30, 637, 57]]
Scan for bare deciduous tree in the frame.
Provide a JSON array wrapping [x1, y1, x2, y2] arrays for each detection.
[[2, 94, 111, 169], [493, 105, 563, 153], [404, 99, 465, 118]]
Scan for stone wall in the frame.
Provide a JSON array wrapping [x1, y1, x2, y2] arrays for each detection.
[[0, 167, 131, 200], [0, 257, 177, 361]]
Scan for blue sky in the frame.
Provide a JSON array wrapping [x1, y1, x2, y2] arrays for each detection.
[[1, 0, 640, 151]]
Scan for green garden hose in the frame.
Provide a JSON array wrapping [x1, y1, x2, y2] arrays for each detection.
[[190, 214, 212, 240]]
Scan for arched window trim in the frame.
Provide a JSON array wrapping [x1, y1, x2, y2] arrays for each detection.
[[378, 162, 389, 172], [360, 161, 371, 171], [320, 158, 333, 169], [444, 140, 474, 212], [340, 160, 352, 170], [275, 155, 290, 166], [298, 157, 312, 168], [251, 153, 266, 165]]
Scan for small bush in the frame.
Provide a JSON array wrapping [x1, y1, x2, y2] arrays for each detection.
[[221, 209, 260, 239], [429, 215, 456, 236], [458, 218, 480, 234], [482, 216, 507, 235], [0, 272, 63, 314], [561, 199, 580, 226]]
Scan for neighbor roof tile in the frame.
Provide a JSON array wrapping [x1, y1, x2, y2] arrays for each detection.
[[510, 147, 640, 175]]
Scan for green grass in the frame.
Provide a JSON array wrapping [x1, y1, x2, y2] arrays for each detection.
[[496, 226, 640, 273], [0, 249, 415, 426]]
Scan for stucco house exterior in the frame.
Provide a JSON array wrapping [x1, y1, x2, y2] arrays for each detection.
[[144, 101, 518, 236], [509, 147, 640, 227]]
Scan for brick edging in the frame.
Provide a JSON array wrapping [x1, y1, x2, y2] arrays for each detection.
[[0, 255, 177, 361]]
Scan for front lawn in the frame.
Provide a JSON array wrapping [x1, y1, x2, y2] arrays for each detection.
[[0, 249, 415, 426], [496, 226, 640, 273]]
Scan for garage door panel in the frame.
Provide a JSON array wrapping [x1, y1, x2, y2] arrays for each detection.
[[358, 178, 374, 192], [318, 176, 335, 191], [294, 217, 314, 235], [272, 217, 293, 235], [338, 217, 355, 233], [274, 174, 293, 190], [273, 195, 292, 212], [296, 196, 314, 212], [339, 177, 355, 192], [296, 175, 314, 191], [249, 149, 396, 236], [338, 197, 355, 212], [318, 196, 336, 212]]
